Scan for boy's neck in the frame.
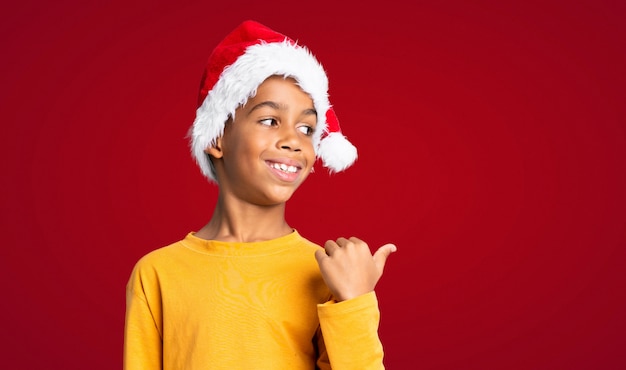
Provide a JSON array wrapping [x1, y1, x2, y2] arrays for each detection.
[[194, 197, 293, 243]]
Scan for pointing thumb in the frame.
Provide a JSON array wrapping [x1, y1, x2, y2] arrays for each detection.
[[373, 243, 397, 272]]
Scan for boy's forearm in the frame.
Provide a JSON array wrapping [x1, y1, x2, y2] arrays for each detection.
[[317, 292, 385, 370]]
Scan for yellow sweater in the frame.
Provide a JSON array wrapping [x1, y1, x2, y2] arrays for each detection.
[[124, 231, 384, 369]]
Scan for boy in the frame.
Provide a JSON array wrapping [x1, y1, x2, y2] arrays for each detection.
[[124, 20, 396, 369]]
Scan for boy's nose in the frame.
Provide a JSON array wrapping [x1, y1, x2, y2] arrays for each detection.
[[277, 127, 301, 152]]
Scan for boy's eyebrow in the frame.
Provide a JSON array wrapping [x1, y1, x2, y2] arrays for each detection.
[[248, 101, 317, 117]]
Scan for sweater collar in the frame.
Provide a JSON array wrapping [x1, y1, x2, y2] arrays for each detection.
[[180, 229, 304, 256]]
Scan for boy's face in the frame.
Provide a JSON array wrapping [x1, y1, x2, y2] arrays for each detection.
[[207, 76, 317, 206]]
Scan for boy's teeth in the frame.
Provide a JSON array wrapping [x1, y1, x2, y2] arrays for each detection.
[[272, 163, 297, 173]]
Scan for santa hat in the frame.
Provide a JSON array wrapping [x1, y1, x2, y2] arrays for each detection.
[[189, 20, 357, 183]]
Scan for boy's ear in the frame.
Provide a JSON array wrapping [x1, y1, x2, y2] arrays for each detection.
[[204, 137, 224, 159]]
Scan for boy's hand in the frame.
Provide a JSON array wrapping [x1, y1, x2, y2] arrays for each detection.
[[315, 237, 397, 302]]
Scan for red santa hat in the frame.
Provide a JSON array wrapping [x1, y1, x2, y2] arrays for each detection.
[[189, 20, 357, 182]]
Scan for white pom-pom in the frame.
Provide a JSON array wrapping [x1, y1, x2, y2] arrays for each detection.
[[317, 132, 358, 173]]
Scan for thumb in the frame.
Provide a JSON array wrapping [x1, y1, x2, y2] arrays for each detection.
[[373, 243, 397, 272]]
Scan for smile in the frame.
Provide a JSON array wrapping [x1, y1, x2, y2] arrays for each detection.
[[269, 162, 298, 173]]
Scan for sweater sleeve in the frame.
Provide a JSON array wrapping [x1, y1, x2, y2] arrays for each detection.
[[124, 265, 163, 370], [317, 292, 385, 370]]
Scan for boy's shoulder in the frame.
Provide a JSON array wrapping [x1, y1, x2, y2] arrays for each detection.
[[129, 238, 185, 274]]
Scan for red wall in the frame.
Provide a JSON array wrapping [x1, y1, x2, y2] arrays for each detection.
[[2, 1, 625, 368]]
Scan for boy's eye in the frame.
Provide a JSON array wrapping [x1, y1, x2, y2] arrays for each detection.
[[259, 118, 277, 126], [297, 125, 315, 136]]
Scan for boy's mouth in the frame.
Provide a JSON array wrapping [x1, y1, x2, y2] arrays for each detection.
[[268, 162, 299, 174]]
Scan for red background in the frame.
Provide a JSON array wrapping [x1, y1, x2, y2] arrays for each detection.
[[2, 1, 625, 369]]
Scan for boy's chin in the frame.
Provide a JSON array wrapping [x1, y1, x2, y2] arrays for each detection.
[[256, 185, 302, 206]]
